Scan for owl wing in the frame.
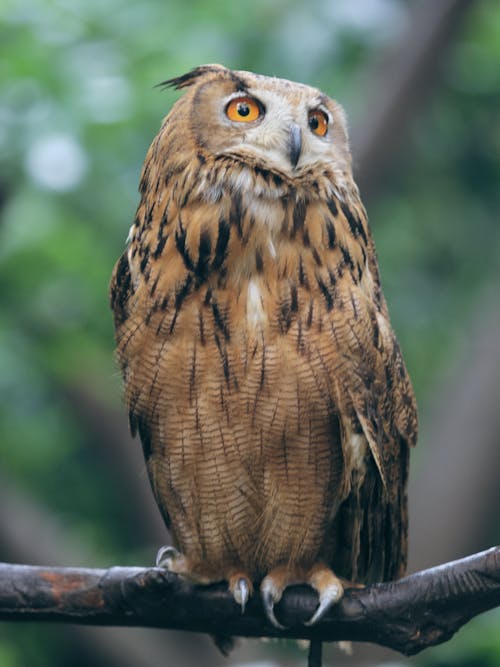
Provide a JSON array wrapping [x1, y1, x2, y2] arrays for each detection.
[[110, 251, 133, 332], [109, 250, 144, 441], [327, 276, 417, 583], [110, 249, 175, 532]]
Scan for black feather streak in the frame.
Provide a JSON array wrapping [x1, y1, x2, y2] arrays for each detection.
[[356, 262, 363, 282], [255, 166, 270, 184], [298, 255, 309, 289], [327, 198, 338, 217], [290, 283, 298, 312], [230, 191, 244, 239], [170, 274, 193, 333], [214, 333, 230, 386], [139, 246, 150, 275], [311, 247, 322, 266], [279, 300, 292, 333], [341, 202, 368, 246], [212, 299, 231, 342], [340, 244, 355, 271], [325, 218, 336, 248], [153, 234, 167, 259], [328, 268, 337, 287], [149, 273, 160, 297], [204, 287, 213, 307], [317, 275, 334, 311], [195, 228, 212, 282], [306, 299, 314, 328], [110, 254, 132, 326], [212, 218, 231, 271], [255, 248, 264, 273], [175, 219, 195, 271], [144, 203, 155, 228], [292, 198, 306, 237]]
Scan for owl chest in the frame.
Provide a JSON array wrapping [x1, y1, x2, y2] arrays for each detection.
[[149, 280, 356, 454], [130, 187, 372, 472]]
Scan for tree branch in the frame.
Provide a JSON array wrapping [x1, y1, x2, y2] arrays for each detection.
[[1, 547, 498, 656]]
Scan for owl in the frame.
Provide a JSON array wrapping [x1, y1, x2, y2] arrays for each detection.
[[110, 64, 417, 630]]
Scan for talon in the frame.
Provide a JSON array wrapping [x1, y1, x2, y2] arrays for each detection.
[[305, 581, 343, 626], [232, 577, 250, 614], [260, 577, 286, 629], [156, 545, 181, 569]]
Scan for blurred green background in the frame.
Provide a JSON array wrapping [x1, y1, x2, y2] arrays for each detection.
[[1, 0, 499, 666]]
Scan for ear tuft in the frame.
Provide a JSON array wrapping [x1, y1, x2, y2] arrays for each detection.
[[156, 64, 227, 90]]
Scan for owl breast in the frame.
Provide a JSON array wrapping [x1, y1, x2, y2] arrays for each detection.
[[117, 177, 375, 581], [143, 294, 349, 580]]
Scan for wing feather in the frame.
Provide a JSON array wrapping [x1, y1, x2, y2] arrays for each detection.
[[314, 193, 417, 582]]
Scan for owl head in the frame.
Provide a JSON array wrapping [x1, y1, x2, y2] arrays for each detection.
[[158, 64, 352, 182]]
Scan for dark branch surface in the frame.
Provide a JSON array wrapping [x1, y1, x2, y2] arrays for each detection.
[[0, 547, 499, 656]]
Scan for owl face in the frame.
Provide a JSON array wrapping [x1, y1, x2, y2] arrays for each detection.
[[164, 65, 352, 179]]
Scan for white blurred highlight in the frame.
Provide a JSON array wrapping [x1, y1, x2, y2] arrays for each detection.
[[25, 133, 87, 191]]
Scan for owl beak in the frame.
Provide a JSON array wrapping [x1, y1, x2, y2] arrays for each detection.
[[288, 124, 302, 168]]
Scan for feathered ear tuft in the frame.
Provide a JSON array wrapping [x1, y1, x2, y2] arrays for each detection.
[[156, 64, 227, 90]]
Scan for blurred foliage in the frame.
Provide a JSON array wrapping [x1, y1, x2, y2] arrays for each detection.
[[414, 609, 500, 667], [1, 0, 500, 666]]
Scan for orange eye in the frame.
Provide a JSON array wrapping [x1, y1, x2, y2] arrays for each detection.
[[308, 109, 329, 137], [225, 96, 262, 123]]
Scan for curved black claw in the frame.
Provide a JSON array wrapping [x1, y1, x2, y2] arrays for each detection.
[[304, 581, 343, 626], [260, 578, 286, 629]]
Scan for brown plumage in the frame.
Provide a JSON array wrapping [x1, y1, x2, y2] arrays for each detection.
[[110, 64, 417, 630]]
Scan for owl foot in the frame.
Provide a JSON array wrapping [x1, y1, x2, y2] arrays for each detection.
[[156, 547, 254, 612], [228, 572, 253, 614], [260, 565, 305, 629], [155, 546, 210, 583], [260, 563, 345, 629], [304, 563, 344, 626], [260, 574, 286, 629], [156, 545, 187, 571]]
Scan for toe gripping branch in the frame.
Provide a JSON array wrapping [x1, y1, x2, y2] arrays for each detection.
[[258, 564, 345, 631]]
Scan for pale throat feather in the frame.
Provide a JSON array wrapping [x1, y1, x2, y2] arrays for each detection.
[[246, 279, 266, 328], [235, 185, 284, 330]]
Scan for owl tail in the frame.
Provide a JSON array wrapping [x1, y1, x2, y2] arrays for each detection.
[[308, 639, 322, 666]]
